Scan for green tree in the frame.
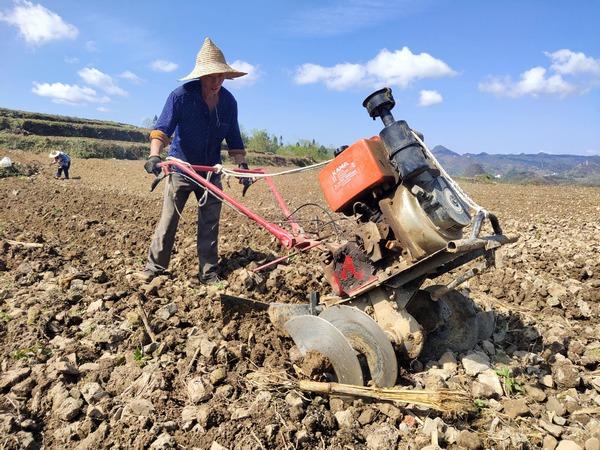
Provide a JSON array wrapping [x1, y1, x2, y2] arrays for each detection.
[[239, 126, 250, 147], [246, 129, 279, 153]]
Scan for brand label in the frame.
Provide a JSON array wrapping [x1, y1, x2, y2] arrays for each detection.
[[331, 161, 358, 191]]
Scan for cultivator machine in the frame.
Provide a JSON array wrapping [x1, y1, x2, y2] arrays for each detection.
[[156, 88, 516, 387]]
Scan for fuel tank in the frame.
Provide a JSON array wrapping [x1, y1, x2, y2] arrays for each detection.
[[319, 137, 397, 213]]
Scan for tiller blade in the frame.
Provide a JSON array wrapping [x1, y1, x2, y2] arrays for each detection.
[[284, 315, 364, 385], [283, 305, 397, 387], [319, 306, 397, 387]]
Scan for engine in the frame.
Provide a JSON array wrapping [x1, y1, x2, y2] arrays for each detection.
[[319, 88, 472, 297]]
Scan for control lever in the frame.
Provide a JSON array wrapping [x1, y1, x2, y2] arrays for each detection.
[[150, 172, 166, 192]]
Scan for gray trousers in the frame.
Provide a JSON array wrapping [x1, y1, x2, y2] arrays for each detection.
[[146, 173, 222, 277]]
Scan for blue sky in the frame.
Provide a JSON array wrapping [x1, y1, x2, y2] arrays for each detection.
[[0, 0, 599, 155]]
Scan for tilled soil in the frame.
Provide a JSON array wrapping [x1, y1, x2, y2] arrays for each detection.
[[0, 149, 599, 450]]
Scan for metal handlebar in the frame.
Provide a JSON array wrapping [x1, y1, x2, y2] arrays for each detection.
[[150, 171, 166, 192]]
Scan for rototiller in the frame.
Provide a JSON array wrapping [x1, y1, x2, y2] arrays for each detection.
[[153, 88, 516, 387]]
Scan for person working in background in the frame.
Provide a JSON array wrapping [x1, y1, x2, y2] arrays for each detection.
[[136, 37, 251, 285], [49, 151, 71, 179]]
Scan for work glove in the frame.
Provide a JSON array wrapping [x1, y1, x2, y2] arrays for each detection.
[[144, 156, 162, 175], [238, 162, 254, 197]]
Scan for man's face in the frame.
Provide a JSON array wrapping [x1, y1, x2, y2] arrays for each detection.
[[202, 73, 225, 96]]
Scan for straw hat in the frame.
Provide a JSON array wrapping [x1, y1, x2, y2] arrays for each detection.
[[48, 151, 62, 158], [179, 37, 247, 81]]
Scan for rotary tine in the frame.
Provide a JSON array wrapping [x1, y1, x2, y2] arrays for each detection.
[[319, 305, 397, 387]]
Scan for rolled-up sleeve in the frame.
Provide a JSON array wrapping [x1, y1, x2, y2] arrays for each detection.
[[151, 92, 179, 145]]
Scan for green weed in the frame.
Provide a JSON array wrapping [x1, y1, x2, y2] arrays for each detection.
[[474, 398, 487, 409], [133, 348, 152, 366], [11, 342, 52, 360], [495, 367, 523, 395]]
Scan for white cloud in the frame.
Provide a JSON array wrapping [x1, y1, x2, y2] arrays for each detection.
[[366, 48, 456, 88], [516, 67, 575, 96], [546, 49, 600, 76], [479, 49, 600, 99], [84, 40, 98, 53], [478, 76, 510, 96], [419, 90, 443, 106], [294, 47, 456, 91], [97, 106, 110, 112], [64, 56, 78, 64], [228, 60, 260, 86], [0, 0, 78, 45], [32, 82, 110, 105], [78, 67, 127, 96], [295, 63, 366, 91], [479, 66, 576, 98], [151, 59, 178, 73], [119, 70, 143, 84]]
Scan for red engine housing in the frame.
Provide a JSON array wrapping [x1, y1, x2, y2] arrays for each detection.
[[319, 137, 396, 213]]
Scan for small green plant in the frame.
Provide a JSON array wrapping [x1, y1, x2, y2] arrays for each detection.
[[474, 398, 487, 409], [0, 310, 10, 323], [12, 348, 29, 360], [495, 367, 523, 395], [133, 348, 151, 366], [11, 342, 52, 360]]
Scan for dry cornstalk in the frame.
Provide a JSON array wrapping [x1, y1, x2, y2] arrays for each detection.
[[185, 346, 201, 375], [572, 407, 600, 416], [298, 380, 473, 413], [4, 238, 44, 248], [136, 295, 157, 343], [247, 370, 473, 413]]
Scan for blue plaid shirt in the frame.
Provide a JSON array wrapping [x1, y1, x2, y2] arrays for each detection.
[[56, 153, 70, 167], [154, 80, 244, 166]]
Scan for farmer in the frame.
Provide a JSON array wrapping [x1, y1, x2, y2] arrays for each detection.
[[49, 151, 71, 179], [136, 37, 251, 284]]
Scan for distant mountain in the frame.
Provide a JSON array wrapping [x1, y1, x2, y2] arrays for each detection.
[[431, 145, 600, 185], [431, 145, 460, 157]]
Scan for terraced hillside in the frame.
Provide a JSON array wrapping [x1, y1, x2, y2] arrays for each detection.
[[0, 108, 149, 160], [0, 108, 316, 166]]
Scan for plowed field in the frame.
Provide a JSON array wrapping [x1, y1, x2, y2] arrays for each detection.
[[1, 149, 599, 450]]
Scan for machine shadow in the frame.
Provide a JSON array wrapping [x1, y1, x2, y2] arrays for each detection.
[[407, 288, 542, 366], [219, 247, 276, 278]]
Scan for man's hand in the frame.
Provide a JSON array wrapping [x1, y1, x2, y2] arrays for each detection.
[[144, 156, 162, 175], [238, 162, 254, 196]]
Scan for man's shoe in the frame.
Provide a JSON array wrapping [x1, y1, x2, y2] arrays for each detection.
[[199, 272, 222, 286], [134, 269, 159, 282]]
